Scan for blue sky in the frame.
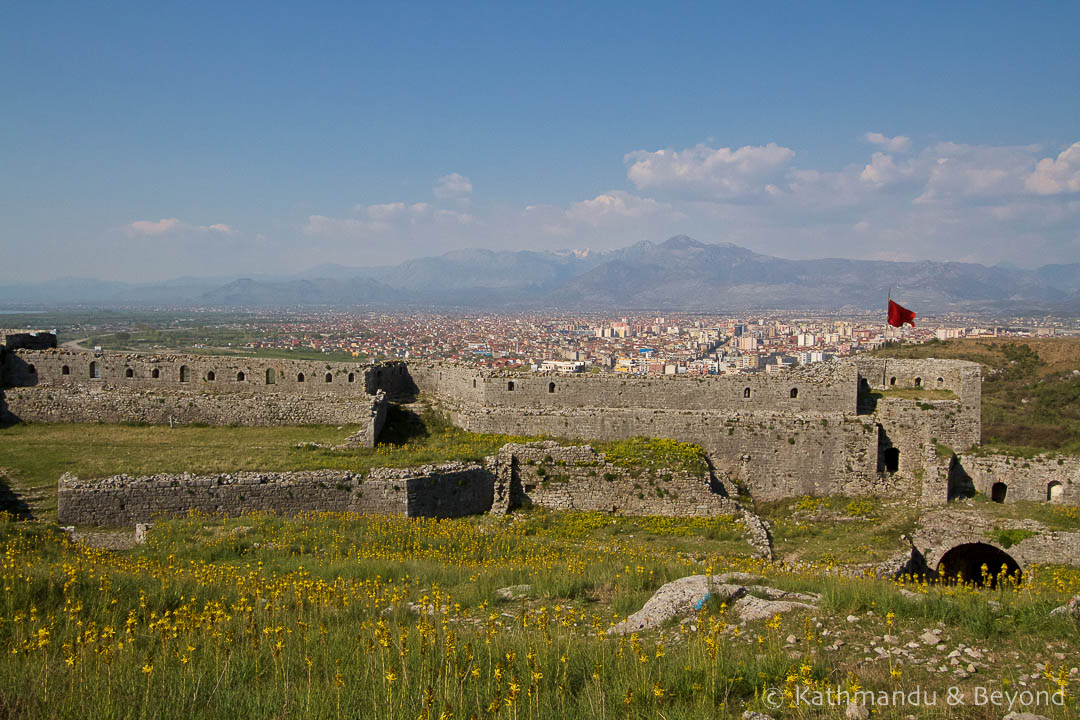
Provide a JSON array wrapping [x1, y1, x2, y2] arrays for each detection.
[[2, 1, 1079, 282]]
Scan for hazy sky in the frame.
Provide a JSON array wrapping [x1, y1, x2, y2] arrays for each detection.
[[2, 1, 1079, 283]]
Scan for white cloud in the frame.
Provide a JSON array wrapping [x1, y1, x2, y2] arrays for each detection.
[[433, 173, 473, 200], [365, 202, 406, 221], [435, 209, 474, 224], [1026, 142, 1080, 195], [913, 142, 1038, 205], [297, 135, 1080, 270], [864, 132, 911, 153], [859, 152, 916, 188], [565, 191, 673, 226], [127, 218, 235, 236], [128, 218, 181, 236], [624, 143, 794, 200]]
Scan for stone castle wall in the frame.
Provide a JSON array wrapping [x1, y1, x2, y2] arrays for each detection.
[[57, 462, 493, 525], [855, 358, 981, 443], [5, 349, 376, 394], [950, 453, 1080, 505], [2, 384, 386, 431], [410, 360, 857, 413], [491, 441, 739, 517], [1, 350, 396, 443], [404, 359, 985, 501], [437, 403, 901, 501]]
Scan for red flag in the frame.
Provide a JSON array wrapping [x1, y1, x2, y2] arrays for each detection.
[[888, 299, 916, 328]]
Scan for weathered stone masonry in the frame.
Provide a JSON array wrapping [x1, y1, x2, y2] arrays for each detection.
[[405, 359, 985, 502], [7, 334, 1078, 536], [1, 346, 399, 446], [57, 463, 494, 525]]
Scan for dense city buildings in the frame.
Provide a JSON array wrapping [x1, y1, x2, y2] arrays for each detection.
[[31, 310, 1074, 377]]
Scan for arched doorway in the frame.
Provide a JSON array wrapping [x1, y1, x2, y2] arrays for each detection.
[[990, 482, 1007, 503], [937, 543, 1022, 587], [1047, 481, 1064, 503]]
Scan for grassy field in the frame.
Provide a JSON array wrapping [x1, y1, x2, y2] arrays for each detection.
[[0, 406, 538, 522], [873, 337, 1080, 455], [0, 405, 715, 523], [0, 511, 1077, 720], [755, 496, 920, 566]]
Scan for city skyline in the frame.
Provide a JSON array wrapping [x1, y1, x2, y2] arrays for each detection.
[[3, 1, 1079, 283]]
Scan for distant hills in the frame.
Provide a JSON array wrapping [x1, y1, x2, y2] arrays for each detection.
[[3, 236, 1080, 313]]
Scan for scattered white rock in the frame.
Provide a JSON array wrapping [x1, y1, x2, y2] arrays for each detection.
[[845, 702, 869, 720], [1049, 595, 1079, 618], [741, 712, 773, 720], [495, 585, 531, 601], [607, 575, 819, 634]]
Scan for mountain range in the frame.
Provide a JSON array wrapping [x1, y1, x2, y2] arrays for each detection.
[[3, 236, 1079, 313]]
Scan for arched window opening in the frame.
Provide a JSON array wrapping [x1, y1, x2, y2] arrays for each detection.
[[325, 373, 333, 383], [347, 372, 355, 383], [179, 366, 190, 383], [743, 387, 751, 398], [937, 377, 945, 387], [1047, 481, 1064, 503], [889, 376, 896, 386], [236, 371, 246, 382], [473, 379, 477, 388], [883, 447, 900, 473], [266, 369, 276, 385], [297, 372, 305, 383], [548, 382, 556, 393], [125, 367, 133, 378], [151, 368, 160, 379], [61, 365, 70, 375], [991, 482, 1008, 503], [206, 371, 216, 382], [89, 361, 100, 379], [914, 377, 922, 388], [28, 364, 37, 374], [507, 381, 515, 391], [937, 543, 1022, 588], [789, 387, 798, 399]]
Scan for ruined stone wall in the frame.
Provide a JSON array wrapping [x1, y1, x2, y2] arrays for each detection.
[[57, 462, 492, 525], [855, 358, 981, 446], [4, 349, 382, 395], [911, 507, 1080, 570], [405, 362, 485, 405], [493, 442, 738, 517], [1, 385, 387, 437], [405, 361, 855, 413], [481, 362, 855, 413], [1, 350, 397, 441], [869, 398, 977, 477], [951, 453, 1080, 505], [443, 404, 895, 501], [365, 361, 416, 398]]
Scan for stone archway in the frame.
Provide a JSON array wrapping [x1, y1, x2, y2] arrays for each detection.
[[937, 542, 1022, 587], [1047, 481, 1064, 503]]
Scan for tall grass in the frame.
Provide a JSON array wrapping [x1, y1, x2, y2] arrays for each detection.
[[1, 511, 1076, 719]]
